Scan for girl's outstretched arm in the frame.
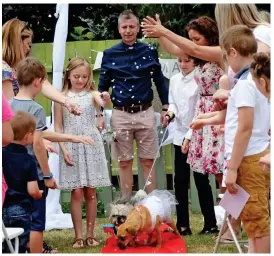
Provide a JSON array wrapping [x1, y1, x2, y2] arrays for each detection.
[[92, 91, 111, 108], [190, 110, 227, 130]]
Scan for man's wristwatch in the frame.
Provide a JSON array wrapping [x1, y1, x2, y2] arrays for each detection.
[[165, 111, 175, 122], [43, 173, 53, 180]]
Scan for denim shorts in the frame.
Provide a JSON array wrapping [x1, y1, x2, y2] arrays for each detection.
[[31, 180, 48, 232], [2, 204, 31, 253]]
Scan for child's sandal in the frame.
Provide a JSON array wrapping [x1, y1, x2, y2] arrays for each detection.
[[86, 237, 99, 247], [73, 239, 84, 249]]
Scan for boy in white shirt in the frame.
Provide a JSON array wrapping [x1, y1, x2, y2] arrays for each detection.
[[165, 54, 199, 236], [221, 25, 270, 253]]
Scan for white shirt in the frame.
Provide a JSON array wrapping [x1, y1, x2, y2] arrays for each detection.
[[253, 24, 271, 47], [225, 71, 270, 160], [168, 70, 199, 146]]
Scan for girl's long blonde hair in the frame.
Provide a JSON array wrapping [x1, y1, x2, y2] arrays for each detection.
[[62, 57, 95, 94], [2, 18, 33, 68], [215, 4, 267, 38]]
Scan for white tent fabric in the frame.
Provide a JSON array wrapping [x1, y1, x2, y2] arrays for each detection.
[[45, 4, 73, 231]]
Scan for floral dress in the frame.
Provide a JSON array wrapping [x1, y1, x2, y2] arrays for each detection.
[[59, 89, 111, 190], [2, 61, 19, 96], [187, 62, 224, 174]]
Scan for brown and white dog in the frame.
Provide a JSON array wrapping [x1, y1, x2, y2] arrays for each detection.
[[117, 191, 180, 249], [108, 190, 148, 235]]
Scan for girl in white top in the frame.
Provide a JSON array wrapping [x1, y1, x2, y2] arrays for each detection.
[[54, 57, 111, 249]]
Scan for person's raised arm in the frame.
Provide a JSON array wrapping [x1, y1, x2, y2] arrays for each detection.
[[142, 15, 224, 67], [257, 41, 270, 53], [142, 15, 185, 57]]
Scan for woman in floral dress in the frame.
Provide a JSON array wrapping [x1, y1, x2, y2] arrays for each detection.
[[142, 16, 224, 234]]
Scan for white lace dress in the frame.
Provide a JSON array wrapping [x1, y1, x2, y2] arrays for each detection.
[[59, 89, 111, 190]]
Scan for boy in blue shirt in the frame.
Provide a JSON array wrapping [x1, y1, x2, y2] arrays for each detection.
[[2, 111, 42, 253]]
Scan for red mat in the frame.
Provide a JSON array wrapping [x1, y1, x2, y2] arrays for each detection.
[[102, 224, 187, 253]]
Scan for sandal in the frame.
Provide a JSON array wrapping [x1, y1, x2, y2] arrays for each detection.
[[42, 241, 58, 253], [73, 239, 84, 249], [86, 237, 99, 247]]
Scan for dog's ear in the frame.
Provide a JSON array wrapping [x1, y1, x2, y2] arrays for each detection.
[[126, 226, 137, 236]]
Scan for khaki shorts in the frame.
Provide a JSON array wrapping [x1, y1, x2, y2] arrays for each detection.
[[237, 149, 270, 238], [110, 106, 158, 161]]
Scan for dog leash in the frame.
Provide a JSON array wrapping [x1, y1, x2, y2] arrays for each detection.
[[143, 125, 169, 191]]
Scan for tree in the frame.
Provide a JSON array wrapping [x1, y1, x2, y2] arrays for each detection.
[[2, 4, 270, 43]]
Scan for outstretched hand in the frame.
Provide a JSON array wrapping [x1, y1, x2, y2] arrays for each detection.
[[142, 14, 167, 38], [64, 98, 82, 116], [43, 139, 58, 154], [213, 89, 230, 101], [190, 119, 205, 130], [72, 135, 94, 145]]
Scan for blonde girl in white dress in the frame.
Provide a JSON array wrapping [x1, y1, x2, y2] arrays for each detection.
[[54, 57, 111, 248]]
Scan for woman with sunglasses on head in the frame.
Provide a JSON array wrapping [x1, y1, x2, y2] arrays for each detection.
[[2, 18, 81, 254], [2, 18, 80, 114]]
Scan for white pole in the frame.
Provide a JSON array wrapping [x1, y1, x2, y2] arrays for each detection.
[[45, 3, 73, 231]]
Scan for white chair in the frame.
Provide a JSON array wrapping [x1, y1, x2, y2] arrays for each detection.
[[2, 222, 24, 253], [213, 194, 247, 254]]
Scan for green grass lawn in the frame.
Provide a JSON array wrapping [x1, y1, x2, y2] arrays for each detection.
[[44, 211, 247, 253]]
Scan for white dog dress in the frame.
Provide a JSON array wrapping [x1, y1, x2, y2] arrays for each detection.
[[136, 190, 177, 232]]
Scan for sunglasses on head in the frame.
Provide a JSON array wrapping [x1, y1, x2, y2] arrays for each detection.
[[21, 21, 31, 33]]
